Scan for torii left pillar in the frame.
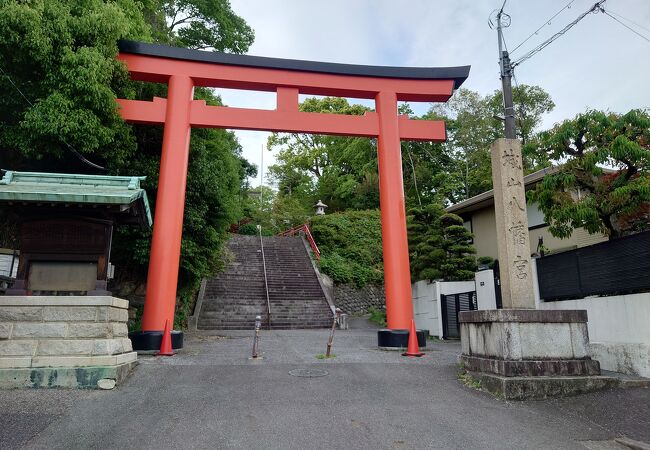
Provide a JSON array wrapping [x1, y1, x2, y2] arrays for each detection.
[[134, 76, 193, 350]]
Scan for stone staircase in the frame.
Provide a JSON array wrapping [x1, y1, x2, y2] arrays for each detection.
[[197, 234, 333, 330]]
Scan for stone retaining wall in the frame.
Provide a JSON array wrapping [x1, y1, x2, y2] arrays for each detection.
[[0, 296, 136, 388], [334, 283, 385, 315]]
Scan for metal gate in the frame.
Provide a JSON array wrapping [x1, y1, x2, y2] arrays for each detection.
[[441, 291, 477, 339]]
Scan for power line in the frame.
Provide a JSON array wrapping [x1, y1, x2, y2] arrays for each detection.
[[512, 0, 606, 68], [602, 9, 650, 43], [607, 9, 650, 34], [511, 0, 577, 54], [0, 64, 107, 171]]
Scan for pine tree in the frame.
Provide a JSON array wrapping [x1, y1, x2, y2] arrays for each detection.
[[439, 213, 476, 281], [408, 205, 477, 282]]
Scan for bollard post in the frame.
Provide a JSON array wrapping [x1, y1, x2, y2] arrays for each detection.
[[326, 308, 342, 358], [251, 315, 262, 359]]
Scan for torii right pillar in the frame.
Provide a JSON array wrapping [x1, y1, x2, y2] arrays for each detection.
[[458, 139, 613, 400]]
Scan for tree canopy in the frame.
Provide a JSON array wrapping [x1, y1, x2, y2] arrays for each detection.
[[163, 0, 254, 51], [267, 97, 379, 211], [431, 85, 555, 201], [527, 109, 650, 239], [408, 205, 476, 282], [0, 0, 256, 325]]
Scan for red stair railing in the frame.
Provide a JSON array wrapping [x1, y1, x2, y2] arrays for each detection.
[[279, 223, 321, 260]]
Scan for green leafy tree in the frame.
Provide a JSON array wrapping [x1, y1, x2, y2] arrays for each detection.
[[0, 0, 149, 169], [439, 213, 476, 281], [430, 85, 555, 200], [163, 0, 254, 51], [527, 110, 650, 239], [407, 203, 446, 281], [408, 205, 476, 282], [268, 97, 378, 211], [0, 0, 257, 325]]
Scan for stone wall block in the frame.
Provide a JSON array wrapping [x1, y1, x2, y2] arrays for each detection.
[[0, 340, 36, 356], [37, 340, 94, 356], [334, 283, 386, 315], [115, 352, 137, 365], [109, 308, 129, 323], [95, 306, 110, 322], [0, 356, 31, 368], [0, 323, 12, 339], [460, 323, 470, 354], [31, 355, 118, 368], [111, 323, 128, 338], [120, 338, 133, 353], [569, 322, 589, 359], [93, 339, 131, 355], [13, 323, 67, 339], [43, 307, 98, 322], [0, 307, 43, 322], [502, 322, 523, 360], [67, 323, 112, 339], [518, 323, 574, 359]]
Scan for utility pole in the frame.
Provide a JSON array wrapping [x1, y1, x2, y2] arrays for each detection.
[[496, 5, 516, 139]]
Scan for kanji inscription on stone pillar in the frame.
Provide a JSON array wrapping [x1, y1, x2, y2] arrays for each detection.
[[490, 138, 535, 308]]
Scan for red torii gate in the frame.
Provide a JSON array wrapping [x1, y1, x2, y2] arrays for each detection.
[[115, 41, 469, 349]]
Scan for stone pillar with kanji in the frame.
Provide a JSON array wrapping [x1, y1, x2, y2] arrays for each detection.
[[490, 138, 535, 308]]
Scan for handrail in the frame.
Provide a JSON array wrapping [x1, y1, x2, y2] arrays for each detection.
[[257, 225, 272, 329], [279, 223, 321, 260]]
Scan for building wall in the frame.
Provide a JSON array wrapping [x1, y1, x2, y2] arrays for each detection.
[[467, 204, 607, 259], [537, 293, 650, 377], [469, 208, 498, 259]]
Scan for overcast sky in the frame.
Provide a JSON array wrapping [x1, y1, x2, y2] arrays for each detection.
[[216, 0, 650, 187]]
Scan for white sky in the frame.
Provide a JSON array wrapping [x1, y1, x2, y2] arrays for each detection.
[[216, 0, 650, 187]]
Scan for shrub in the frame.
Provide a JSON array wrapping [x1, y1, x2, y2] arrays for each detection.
[[311, 210, 384, 287]]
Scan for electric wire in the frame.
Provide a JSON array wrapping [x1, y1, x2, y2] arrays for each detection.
[[512, 0, 606, 68], [0, 64, 107, 171], [602, 9, 650, 43], [607, 9, 650, 34], [499, 0, 507, 15], [511, 0, 577, 53]]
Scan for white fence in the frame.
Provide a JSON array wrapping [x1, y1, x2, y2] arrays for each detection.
[[532, 257, 650, 377], [412, 280, 475, 338], [414, 263, 650, 377]]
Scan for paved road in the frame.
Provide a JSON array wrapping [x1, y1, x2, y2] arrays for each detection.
[[1, 320, 649, 449]]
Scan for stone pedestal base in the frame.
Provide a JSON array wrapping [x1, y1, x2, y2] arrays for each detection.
[[0, 296, 137, 389], [467, 372, 619, 400], [459, 309, 616, 399], [0, 360, 137, 389]]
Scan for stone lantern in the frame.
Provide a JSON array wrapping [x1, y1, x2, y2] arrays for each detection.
[[314, 200, 328, 215]]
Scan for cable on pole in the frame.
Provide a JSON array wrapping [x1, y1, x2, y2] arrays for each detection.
[[512, 0, 607, 69], [511, 0, 577, 54], [602, 9, 650, 43], [606, 9, 650, 34]]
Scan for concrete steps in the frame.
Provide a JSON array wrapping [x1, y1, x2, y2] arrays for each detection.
[[197, 234, 332, 330]]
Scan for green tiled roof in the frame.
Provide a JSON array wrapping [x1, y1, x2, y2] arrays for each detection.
[[0, 170, 152, 226]]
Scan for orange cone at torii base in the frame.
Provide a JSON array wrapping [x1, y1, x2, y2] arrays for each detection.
[[157, 319, 175, 356], [402, 319, 424, 357]]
